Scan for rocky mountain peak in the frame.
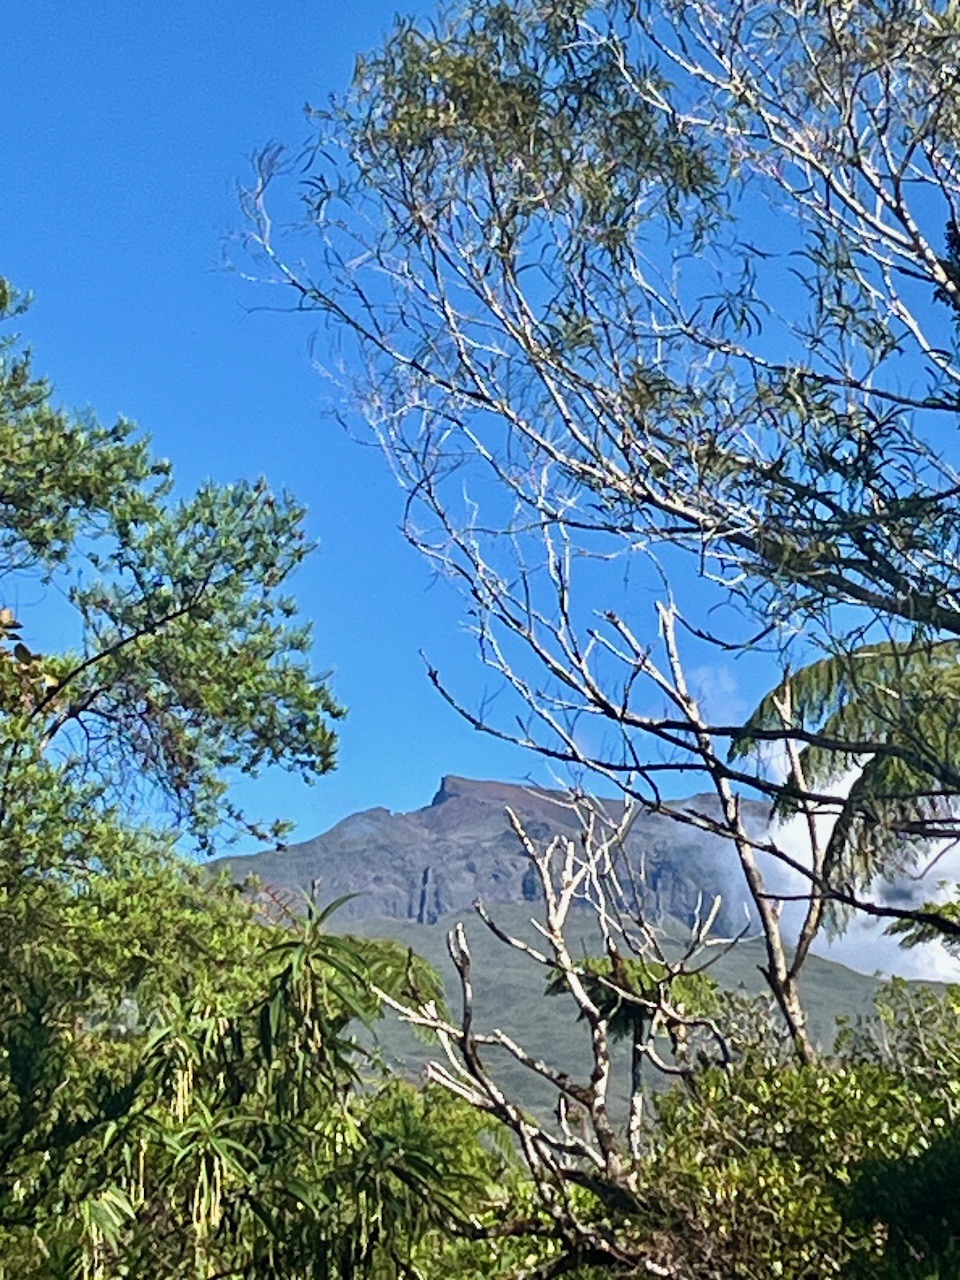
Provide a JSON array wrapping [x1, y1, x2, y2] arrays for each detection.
[[215, 777, 762, 931]]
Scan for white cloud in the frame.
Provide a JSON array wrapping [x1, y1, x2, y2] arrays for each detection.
[[765, 779, 960, 982], [689, 664, 750, 727]]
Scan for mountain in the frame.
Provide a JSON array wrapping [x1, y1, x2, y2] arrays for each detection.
[[357, 902, 885, 1117], [216, 776, 946, 1116], [216, 775, 768, 934]]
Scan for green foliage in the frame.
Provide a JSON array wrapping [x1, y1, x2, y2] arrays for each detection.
[[0, 278, 342, 855], [545, 952, 720, 1041], [0, 283, 517, 1277], [844, 1132, 960, 1279], [528, 982, 960, 1279], [0, 281, 167, 574], [733, 640, 960, 903], [0, 851, 510, 1278], [345, 0, 717, 245], [641, 1052, 936, 1277]]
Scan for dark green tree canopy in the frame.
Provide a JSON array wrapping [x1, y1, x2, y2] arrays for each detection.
[[0, 280, 517, 1280], [0, 279, 342, 856]]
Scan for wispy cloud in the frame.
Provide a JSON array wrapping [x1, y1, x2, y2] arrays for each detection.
[[768, 784, 960, 982], [689, 663, 750, 726]]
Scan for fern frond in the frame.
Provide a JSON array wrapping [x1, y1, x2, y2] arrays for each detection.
[[734, 639, 960, 894]]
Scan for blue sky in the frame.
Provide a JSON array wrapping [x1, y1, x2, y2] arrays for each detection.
[[6, 5, 959, 988], [2, 0, 548, 843]]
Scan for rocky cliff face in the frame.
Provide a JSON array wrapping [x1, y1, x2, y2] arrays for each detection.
[[215, 776, 767, 932]]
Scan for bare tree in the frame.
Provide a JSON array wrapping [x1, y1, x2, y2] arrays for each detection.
[[240, 0, 960, 1068], [373, 800, 759, 1276]]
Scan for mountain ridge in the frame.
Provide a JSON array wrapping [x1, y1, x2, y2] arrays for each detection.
[[216, 775, 766, 931]]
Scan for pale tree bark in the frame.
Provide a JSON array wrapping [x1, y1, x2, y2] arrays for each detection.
[[240, 0, 960, 1045], [374, 801, 747, 1276]]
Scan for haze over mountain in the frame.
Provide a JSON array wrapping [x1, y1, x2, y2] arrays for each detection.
[[218, 775, 766, 935], [218, 775, 960, 984]]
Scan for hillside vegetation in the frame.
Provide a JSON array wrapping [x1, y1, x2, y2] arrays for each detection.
[[15, 0, 960, 1271]]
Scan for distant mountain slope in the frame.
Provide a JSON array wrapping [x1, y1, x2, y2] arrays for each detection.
[[217, 778, 943, 1117], [216, 776, 768, 933], [350, 902, 886, 1119]]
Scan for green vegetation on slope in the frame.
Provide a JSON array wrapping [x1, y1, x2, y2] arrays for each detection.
[[0, 278, 519, 1278], [352, 904, 885, 1119]]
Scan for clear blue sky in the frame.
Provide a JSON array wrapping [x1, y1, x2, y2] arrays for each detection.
[[1, 0, 546, 844]]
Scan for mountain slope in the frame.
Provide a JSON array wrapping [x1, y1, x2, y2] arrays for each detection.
[[353, 901, 886, 1118], [216, 777, 948, 1116], [217, 775, 767, 933]]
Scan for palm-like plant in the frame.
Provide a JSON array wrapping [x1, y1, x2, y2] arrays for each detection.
[[733, 639, 960, 902]]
